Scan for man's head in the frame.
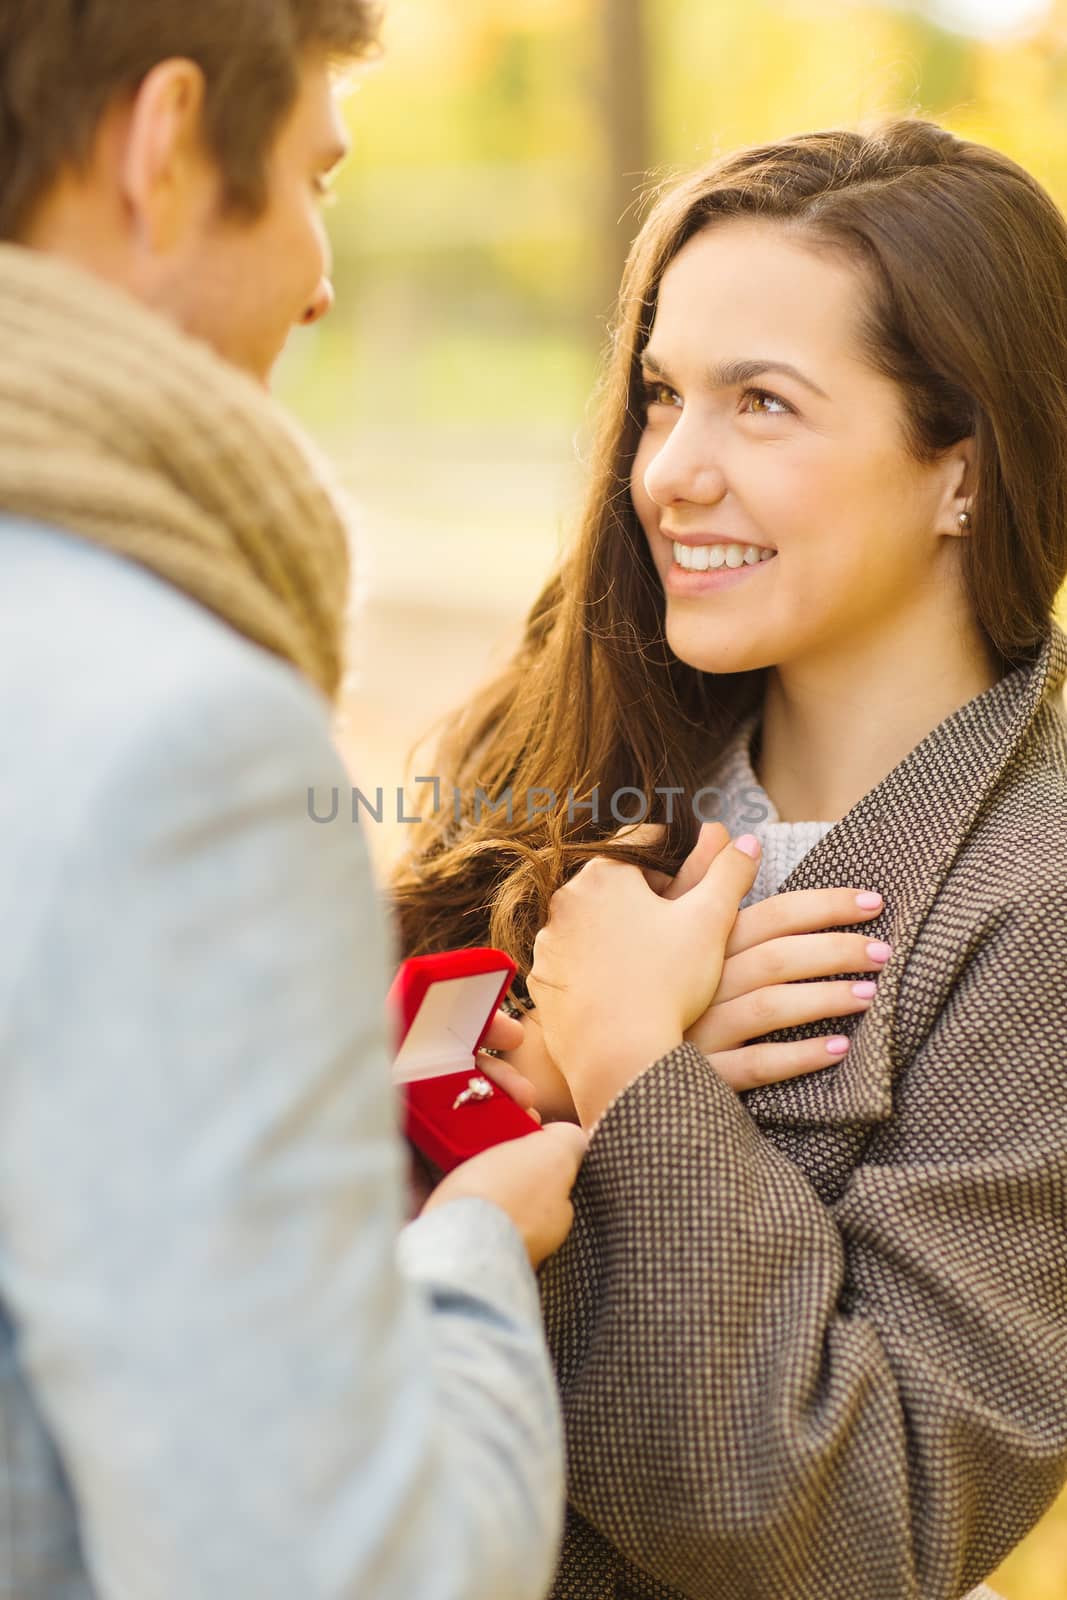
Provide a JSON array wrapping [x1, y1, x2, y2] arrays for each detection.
[[1, 1, 381, 381]]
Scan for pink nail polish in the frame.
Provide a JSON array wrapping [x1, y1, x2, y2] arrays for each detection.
[[855, 892, 882, 909], [852, 980, 877, 998], [866, 941, 892, 963], [734, 833, 760, 859], [826, 1036, 850, 1055]]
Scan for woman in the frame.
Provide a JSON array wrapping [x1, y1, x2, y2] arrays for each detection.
[[393, 118, 1067, 1599]]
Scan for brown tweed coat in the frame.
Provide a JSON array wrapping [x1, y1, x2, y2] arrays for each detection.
[[539, 622, 1067, 1600]]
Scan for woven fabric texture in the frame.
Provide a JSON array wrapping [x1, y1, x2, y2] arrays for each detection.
[[539, 623, 1067, 1600]]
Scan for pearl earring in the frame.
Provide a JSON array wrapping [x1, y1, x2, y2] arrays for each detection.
[[957, 510, 972, 530]]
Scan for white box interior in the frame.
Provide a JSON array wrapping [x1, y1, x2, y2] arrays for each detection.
[[392, 971, 506, 1084]]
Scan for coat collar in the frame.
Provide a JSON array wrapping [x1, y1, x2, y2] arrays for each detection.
[[741, 622, 1067, 1128]]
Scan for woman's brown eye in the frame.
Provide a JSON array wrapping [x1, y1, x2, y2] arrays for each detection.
[[646, 383, 680, 408], [743, 388, 790, 415]]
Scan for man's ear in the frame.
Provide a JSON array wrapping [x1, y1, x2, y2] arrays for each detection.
[[119, 59, 213, 253], [935, 434, 978, 538]]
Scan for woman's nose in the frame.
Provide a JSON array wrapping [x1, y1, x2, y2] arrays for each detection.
[[302, 278, 335, 327], [642, 418, 727, 508]]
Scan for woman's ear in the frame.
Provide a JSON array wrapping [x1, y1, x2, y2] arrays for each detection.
[[936, 435, 978, 538]]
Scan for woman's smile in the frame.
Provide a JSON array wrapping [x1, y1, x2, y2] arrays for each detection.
[[665, 538, 778, 594]]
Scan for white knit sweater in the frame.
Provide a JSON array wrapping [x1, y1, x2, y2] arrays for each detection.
[[703, 715, 835, 908]]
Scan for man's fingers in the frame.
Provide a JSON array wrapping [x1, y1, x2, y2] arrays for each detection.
[[536, 1119, 588, 1175]]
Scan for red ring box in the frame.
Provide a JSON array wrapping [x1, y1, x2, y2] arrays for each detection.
[[388, 947, 540, 1174]]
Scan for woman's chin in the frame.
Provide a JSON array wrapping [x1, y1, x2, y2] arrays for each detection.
[[664, 619, 773, 678]]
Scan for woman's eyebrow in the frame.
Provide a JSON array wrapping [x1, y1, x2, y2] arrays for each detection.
[[640, 347, 830, 401]]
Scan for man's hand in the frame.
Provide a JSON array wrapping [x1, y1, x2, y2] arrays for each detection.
[[422, 1121, 588, 1269]]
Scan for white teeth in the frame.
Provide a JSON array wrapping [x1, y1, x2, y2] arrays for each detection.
[[671, 540, 777, 570]]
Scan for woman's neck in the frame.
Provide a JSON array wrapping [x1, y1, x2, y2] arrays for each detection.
[[755, 611, 1005, 824]]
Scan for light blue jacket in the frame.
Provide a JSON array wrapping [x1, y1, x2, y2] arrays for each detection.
[[0, 517, 564, 1599]]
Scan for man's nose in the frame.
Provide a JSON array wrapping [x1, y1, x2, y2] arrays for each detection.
[[642, 416, 727, 508], [302, 277, 335, 326]]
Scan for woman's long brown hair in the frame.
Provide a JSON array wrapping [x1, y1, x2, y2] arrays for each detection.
[[392, 117, 1067, 981]]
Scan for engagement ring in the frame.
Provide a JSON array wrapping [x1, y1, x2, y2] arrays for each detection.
[[452, 1075, 494, 1110]]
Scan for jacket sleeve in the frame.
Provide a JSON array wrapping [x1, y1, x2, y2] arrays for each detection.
[[0, 652, 563, 1600], [542, 897, 1067, 1600]]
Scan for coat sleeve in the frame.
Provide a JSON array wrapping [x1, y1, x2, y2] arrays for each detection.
[[541, 897, 1067, 1600], [0, 651, 564, 1600]]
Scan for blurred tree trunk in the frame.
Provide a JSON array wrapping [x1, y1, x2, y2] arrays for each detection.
[[598, 0, 652, 325]]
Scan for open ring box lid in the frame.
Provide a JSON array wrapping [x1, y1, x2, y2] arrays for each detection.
[[388, 947, 539, 1174]]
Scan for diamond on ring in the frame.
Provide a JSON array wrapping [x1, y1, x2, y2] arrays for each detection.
[[452, 1075, 495, 1111]]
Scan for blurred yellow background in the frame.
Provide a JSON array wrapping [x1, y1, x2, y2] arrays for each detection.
[[277, 5, 1067, 1592]]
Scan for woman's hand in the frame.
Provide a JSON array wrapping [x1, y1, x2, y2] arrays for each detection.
[[623, 821, 890, 1089], [528, 826, 761, 1126], [499, 1004, 580, 1124], [685, 887, 890, 1085], [474, 1006, 545, 1119], [508, 824, 891, 1117]]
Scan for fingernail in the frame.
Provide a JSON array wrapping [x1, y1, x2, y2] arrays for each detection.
[[734, 833, 760, 859], [826, 1036, 850, 1056], [866, 941, 892, 963], [852, 980, 877, 998], [855, 892, 882, 909]]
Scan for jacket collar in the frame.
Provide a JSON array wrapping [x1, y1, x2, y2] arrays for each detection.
[[741, 622, 1067, 1128]]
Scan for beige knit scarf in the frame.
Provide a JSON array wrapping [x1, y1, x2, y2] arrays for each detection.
[[0, 244, 351, 702]]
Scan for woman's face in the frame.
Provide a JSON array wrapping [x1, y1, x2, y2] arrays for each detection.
[[630, 219, 970, 677]]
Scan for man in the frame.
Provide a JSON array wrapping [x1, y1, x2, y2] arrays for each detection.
[[0, 4, 585, 1596]]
